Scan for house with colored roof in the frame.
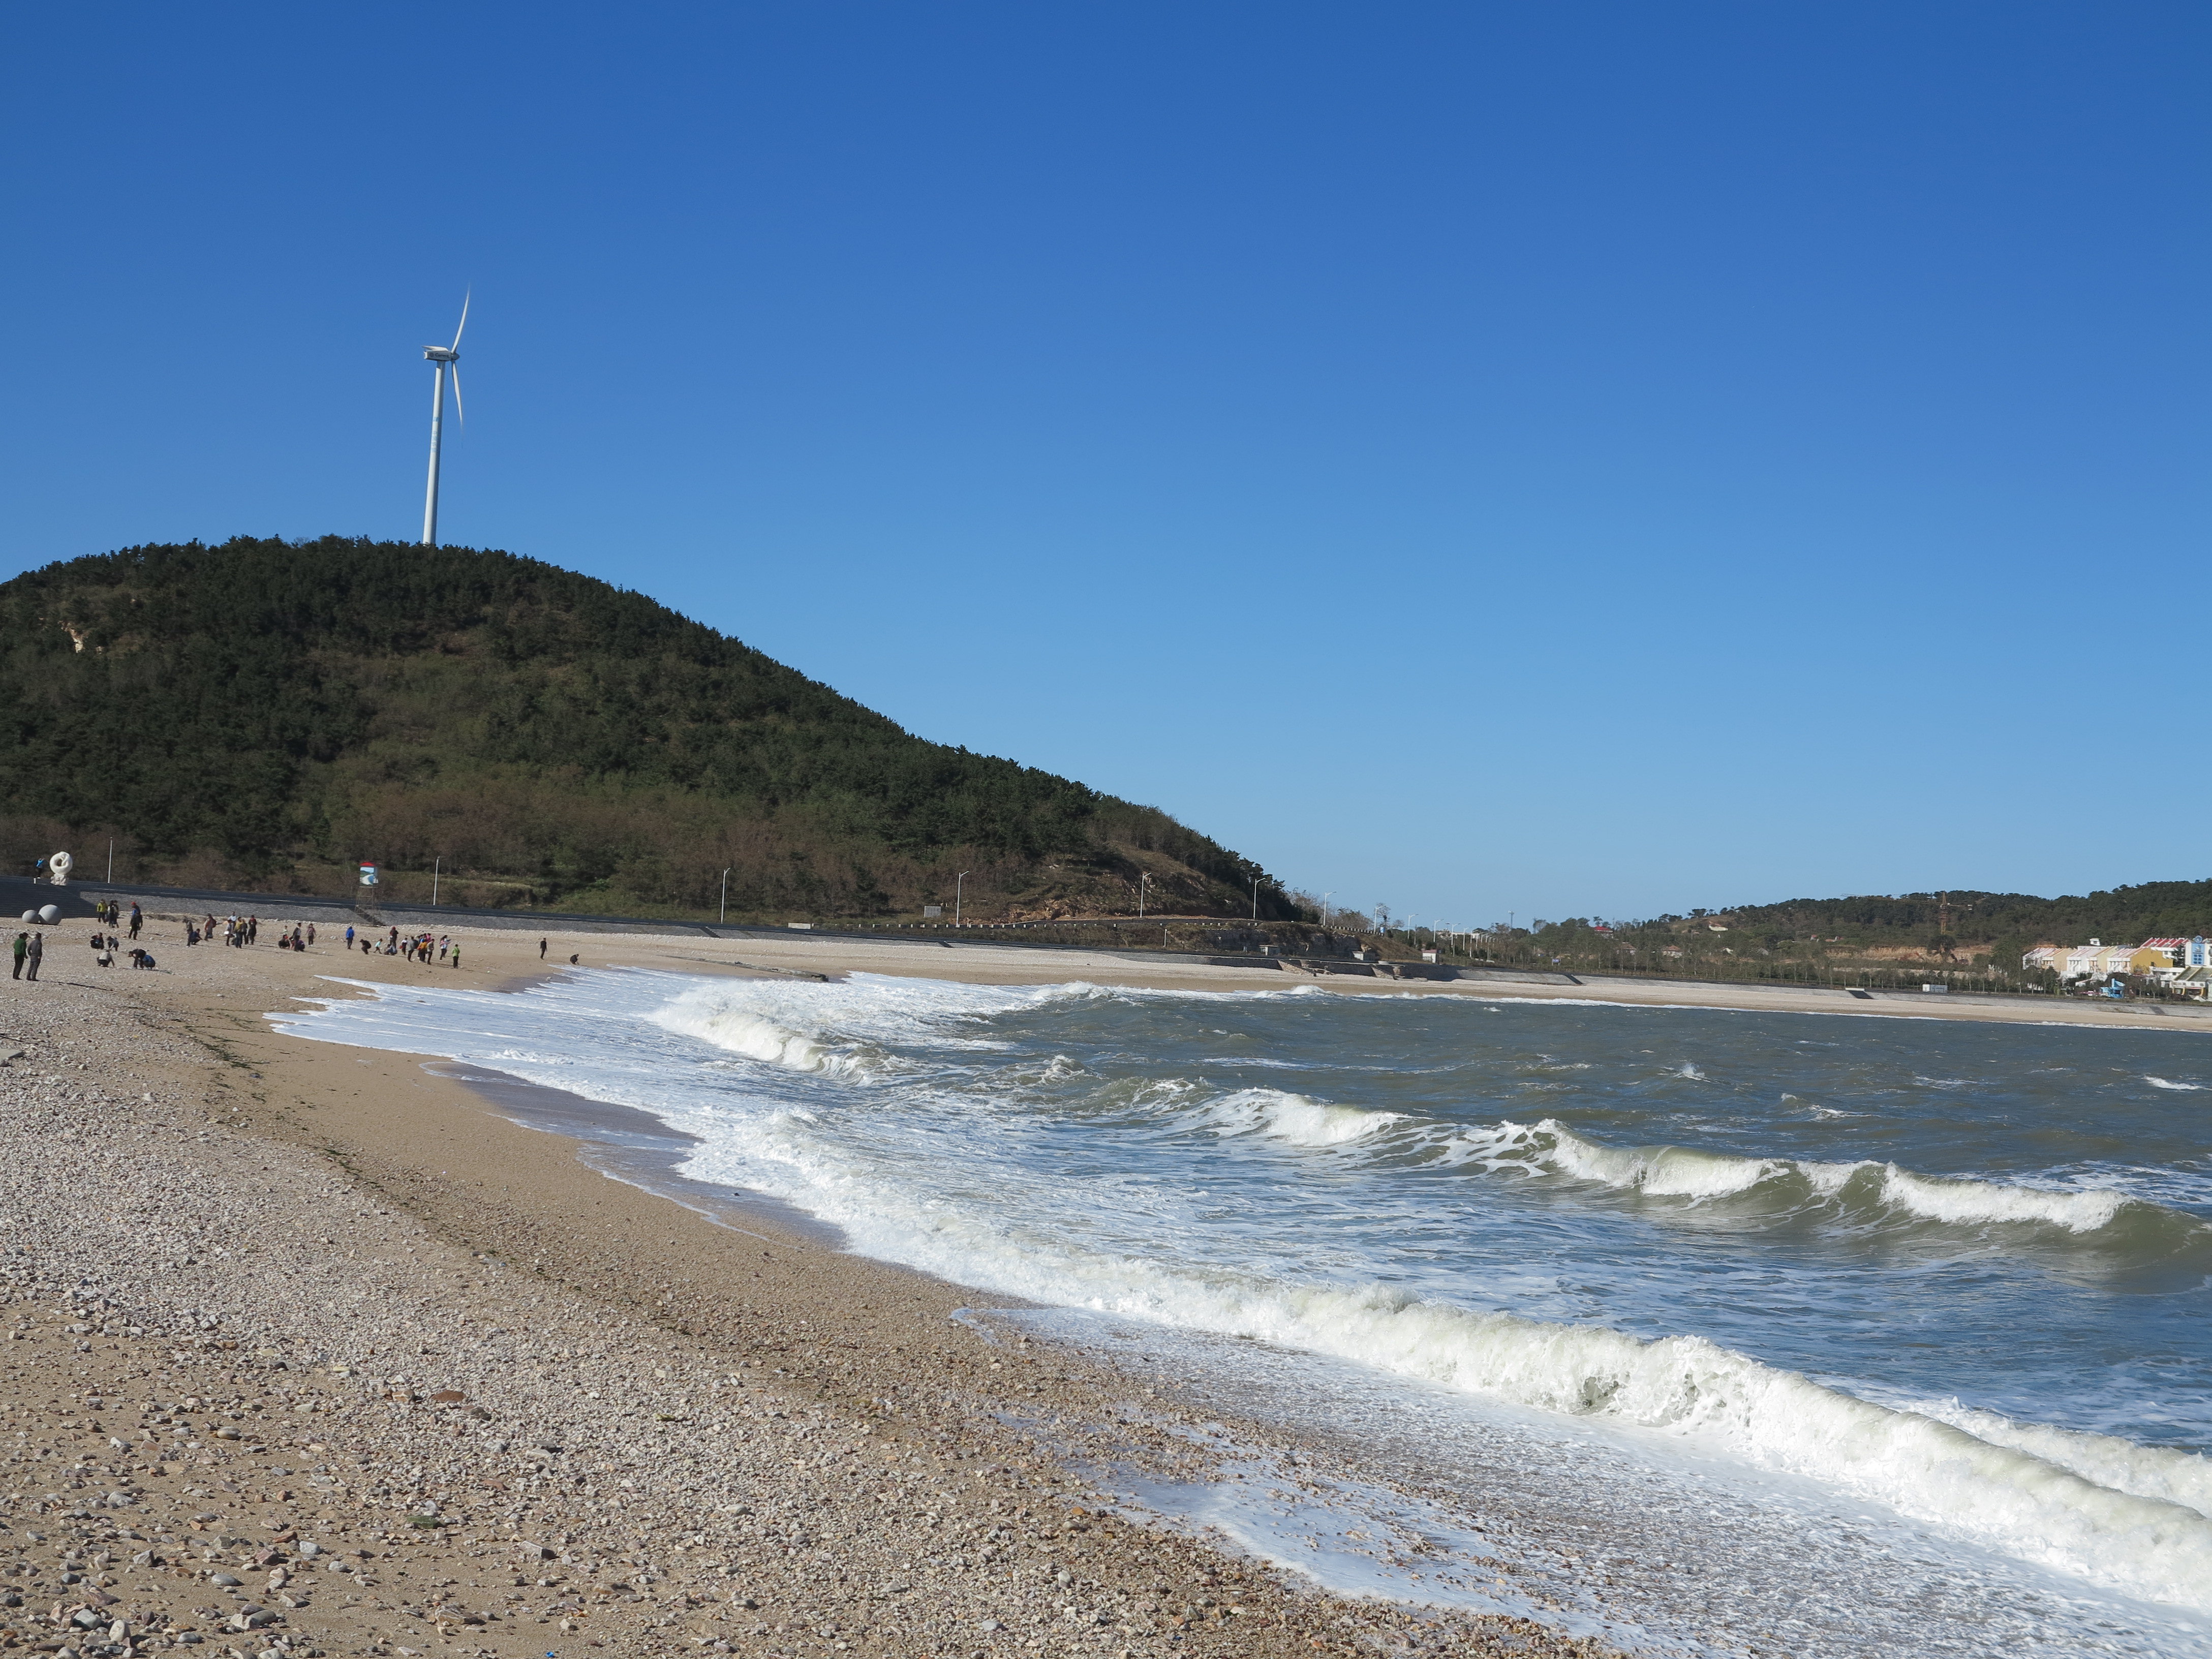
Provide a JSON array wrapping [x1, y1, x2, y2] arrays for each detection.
[[2025, 937, 2212, 994], [2043, 941, 2172, 983]]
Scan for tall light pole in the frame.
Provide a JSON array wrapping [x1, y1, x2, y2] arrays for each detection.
[[1319, 892, 1334, 929], [720, 867, 731, 926], [431, 856, 441, 906], [1251, 878, 1261, 921], [1138, 872, 1150, 919], [957, 871, 969, 925]]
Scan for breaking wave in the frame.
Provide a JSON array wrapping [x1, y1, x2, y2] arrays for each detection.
[[1185, 1089, 1406, 1147], [1439, 1119, 2208, 1263]]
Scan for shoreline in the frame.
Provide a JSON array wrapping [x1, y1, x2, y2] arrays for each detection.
[[425, 1059, 853, 1251], [0, 914, 1617, 1658], [136, 900, 2212, 1031]]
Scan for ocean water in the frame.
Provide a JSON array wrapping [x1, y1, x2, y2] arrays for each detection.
[[270, 969, 2212, 1654]]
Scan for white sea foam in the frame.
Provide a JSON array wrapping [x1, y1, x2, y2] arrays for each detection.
[[1523, 1120, 2138, 1233], [268, 968, 2212, 1618], [1876, 1167, 2129, 1232], [645, 972, 1061, 1071], [1541, 1126, 1785, 1200], [660, 1003, 849, 1073], [1194, 1089, 1406, 1148], [744, 1158, 2212, 1612], [1899, 1398, 2212, 1521], [2146, 1076, 2206, 1091]]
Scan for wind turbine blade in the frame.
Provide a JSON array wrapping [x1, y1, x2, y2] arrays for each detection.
[[448, 363, 463, 427], [451, 288, 470, 352]]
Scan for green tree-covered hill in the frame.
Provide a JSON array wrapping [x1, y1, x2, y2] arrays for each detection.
[[0, 537, 1300, 920], [1490, 882, 2212, 987]]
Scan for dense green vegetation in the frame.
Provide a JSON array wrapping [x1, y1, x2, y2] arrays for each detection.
[[1451, 883, 2212, 989], [0, 537, 1300, 920]]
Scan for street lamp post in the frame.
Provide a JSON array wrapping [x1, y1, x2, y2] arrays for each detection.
[[1319, 892, 1333, 929], [957, 871, 970, 925], [1139, 872, 1150, 919], [1251, 878, 1260, 922], [432, 856, 441, 906], [720, 867, 731, 926]]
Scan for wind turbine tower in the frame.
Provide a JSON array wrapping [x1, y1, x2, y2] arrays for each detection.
[[420, 292, 468, 545]]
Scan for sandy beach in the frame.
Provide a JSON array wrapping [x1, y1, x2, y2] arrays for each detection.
[[0, 915, 1636, 1659]]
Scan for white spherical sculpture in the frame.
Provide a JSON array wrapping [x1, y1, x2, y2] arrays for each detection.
[[18, 911, 33, 924], [47, 851, 72, 886], [37, 905, 58, 925]]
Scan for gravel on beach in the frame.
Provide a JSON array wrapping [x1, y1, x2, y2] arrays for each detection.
[[0, 925, 1625, 1659]]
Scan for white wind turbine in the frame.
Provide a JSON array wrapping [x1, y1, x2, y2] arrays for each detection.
[[419, 291, 469, 545]]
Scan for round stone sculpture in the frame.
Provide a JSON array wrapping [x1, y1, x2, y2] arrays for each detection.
[[38, 905, 59, 925]]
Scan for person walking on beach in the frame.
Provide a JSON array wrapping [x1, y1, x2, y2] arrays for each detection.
[[24, 931, 42, 982], [539, 938, 547, 960], [306, 921, 316, 946], [10, 932, 25, 979], [450, 942, 460, 970], [128, 903, 142, 940], [345, 925, 355, 949]]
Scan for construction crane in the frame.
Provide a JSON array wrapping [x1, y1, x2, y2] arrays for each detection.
[[1932, 892, 1975, 963]]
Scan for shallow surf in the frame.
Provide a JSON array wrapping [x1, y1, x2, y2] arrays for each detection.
[[271, 968, 2212, 1654]]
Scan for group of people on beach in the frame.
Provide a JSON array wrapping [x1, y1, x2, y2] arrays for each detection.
[[84, 929, 157, 969], [336, 924, 458, 966], [11, 900, 498, 984], [14, 900, 147, 980], [7, 926, 154, 976], [90, 899, 143, 939], [185, 913, 264, 948]]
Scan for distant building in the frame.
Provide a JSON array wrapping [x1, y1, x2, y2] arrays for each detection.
[[2097, 945, 2168, 978], [2062, 944, 2107, 980], [2024, 936, 2211, 992], [2039, 940, 2171, 982]]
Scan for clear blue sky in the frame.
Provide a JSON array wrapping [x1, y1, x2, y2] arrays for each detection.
[[6, 4, 2206, 927]]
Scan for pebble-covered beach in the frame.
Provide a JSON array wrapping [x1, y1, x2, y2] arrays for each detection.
[[0, 920, 1621, 1659]]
